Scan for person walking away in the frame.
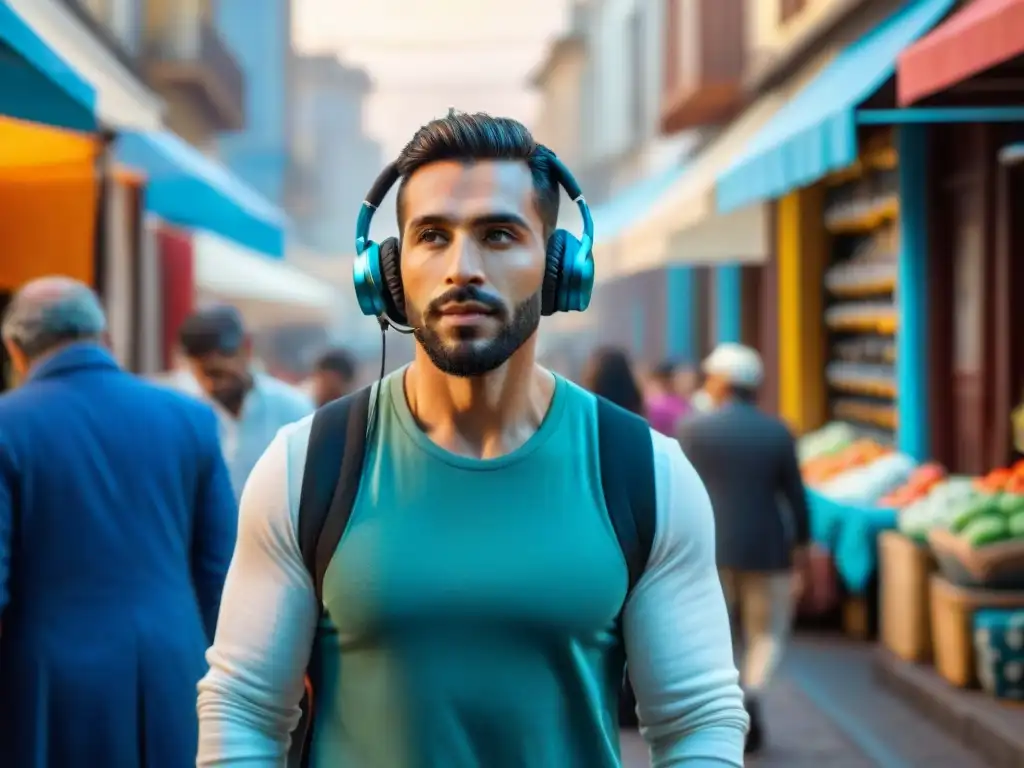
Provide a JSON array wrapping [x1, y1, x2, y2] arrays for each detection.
[[676, 343, 810, 755], [580, 346, 645, 416], [645, 360, 691, 436], [178, 306, 315, 498], [198, 111, 747, 767], [0, 277, 237, 768], [309, 346, 358, 407]]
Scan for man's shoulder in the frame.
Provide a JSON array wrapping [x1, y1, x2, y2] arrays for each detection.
[[133, 375, 222, 425], [256, 374, 312, 403]]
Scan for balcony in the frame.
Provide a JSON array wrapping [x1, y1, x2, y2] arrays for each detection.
[[660, 0, 746, 135], [142, 13, 245, 133]]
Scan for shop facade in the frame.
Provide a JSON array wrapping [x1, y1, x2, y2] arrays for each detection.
[[115, 129, 335, 366], [714, 0, 961, 456], [896, 0, 1024, 474], [0, 4, 101, 388]]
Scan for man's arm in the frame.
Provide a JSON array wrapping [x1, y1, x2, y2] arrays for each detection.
[[623, 431, 748, 767], [191, 404, 240, 642], [778, 427, 811, 549], [197, 422, 319, 767]]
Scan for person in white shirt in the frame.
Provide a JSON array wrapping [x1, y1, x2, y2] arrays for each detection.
[[178, 306, 315, 498]]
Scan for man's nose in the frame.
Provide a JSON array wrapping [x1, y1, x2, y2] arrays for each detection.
[[444, 233, 486, 286]]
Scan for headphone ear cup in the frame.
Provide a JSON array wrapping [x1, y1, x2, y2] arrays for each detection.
[[378, 237, 407, 324], [544, 230, 585, 315], [542, 230, 568, 316]]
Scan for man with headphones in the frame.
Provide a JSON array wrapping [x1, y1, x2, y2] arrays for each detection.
[[197, 111, 747, 767]]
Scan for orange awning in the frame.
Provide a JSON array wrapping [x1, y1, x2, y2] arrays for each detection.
[[898, 0, 1024, 105], [0, 117, 99, 291]]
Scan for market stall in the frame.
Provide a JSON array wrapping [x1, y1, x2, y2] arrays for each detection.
[[800, 419, 1024, 706]]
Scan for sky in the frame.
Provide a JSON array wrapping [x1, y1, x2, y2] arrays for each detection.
[[293, 0, 571, 158]]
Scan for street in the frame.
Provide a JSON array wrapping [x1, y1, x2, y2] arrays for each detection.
[[620, 636, 987, 768]]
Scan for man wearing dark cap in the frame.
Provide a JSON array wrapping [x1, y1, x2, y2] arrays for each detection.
[[178, 305, 314, 497], [0, 277, 237, 768]]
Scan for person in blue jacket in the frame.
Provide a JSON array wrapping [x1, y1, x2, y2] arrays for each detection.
[[0, 277, 238, 768]]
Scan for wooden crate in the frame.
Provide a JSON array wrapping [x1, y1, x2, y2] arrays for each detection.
[[929, 575, 1024, 688], [843, 595, 870, 640], [880, 531, 937, 662]]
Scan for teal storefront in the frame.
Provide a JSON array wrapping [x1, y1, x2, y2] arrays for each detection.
[[0, 2, 97, 132]]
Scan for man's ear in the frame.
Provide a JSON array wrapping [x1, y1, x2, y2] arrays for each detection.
[[4, 338, 27, 382], [99, 330, 113, 350]]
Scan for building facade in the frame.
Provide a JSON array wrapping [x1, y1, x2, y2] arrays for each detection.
[[289, 54, 383, 254], [215, 0, 292, 207], [136, 0, 246, 151]]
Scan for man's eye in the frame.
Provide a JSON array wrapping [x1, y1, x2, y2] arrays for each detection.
[[484, 229, 515, 244], [419, 229, 447, 244]]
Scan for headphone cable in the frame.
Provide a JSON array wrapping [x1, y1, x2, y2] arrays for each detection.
[[367, 316, 389, 446]]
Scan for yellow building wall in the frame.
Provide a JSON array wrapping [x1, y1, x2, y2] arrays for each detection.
[[777, 186, 828, 434]]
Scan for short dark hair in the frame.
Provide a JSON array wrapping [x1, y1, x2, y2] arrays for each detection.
[[315, 347, 356, 380], [178, 305, 246, 358], [652, 359, 678, 383], [395, 111, 560, 239]]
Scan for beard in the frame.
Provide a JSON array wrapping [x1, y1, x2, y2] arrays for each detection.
[[415, 287, 541, 378]]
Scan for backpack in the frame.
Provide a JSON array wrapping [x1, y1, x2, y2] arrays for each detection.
[[290, 384, 656, 765]]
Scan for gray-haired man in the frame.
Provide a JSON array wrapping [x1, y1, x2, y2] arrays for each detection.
[[0, 277, 237, 768]]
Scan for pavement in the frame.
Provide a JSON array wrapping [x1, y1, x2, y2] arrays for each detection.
[[620, 634, 988, 767]]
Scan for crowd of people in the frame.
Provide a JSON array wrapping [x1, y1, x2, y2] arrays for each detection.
[[0, 111, 811, 768]]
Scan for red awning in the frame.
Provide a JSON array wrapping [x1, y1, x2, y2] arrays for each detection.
[[897, 0, 1024, 105]]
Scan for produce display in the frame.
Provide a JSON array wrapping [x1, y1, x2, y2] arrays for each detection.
[[878, 463, 947, 508], [801, 439, 890, 487], [896, 462, 1024, 547], [797, 422, 857, 464], [817, 453, 916, 507]]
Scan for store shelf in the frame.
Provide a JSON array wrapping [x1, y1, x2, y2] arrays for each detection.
[[824, 304, 898, 334], [826, 362, 897, 399], [825, 196, 900, 235], [823, 142, 899, 435], [833, 398, 898, 431], [824, 147, 899, 187]]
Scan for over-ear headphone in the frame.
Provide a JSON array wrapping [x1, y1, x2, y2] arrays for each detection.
[[351, 150, 595, 329]]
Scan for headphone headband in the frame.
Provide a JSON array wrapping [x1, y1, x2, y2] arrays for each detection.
[[354, 151, 593, 257]]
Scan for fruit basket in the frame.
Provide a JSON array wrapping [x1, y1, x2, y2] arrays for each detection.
[[929, 527, 1024, 591]]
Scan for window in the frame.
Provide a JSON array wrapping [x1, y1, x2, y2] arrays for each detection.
[[779, 0, 808, 24], [628, 9, 644, 137]]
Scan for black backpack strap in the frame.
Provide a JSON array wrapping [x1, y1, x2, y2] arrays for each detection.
[[297, 385, 373, 605], [596, 396, 657, 597]]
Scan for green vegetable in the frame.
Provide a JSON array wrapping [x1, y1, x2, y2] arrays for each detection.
[[999, 493, 1024, 516], [1009, 511, 1024, 539], [961, 514, 1009, 547], [951, 496, 997, 533]]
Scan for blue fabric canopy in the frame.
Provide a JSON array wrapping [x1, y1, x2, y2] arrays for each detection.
[[592, 162, 688, 243], [0, 2, 96, 131], [116, 130, 288, 257], [715, 0, 956, 213]]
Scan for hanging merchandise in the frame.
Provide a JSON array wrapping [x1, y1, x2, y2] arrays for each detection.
[[821, 130, 900, 437]]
